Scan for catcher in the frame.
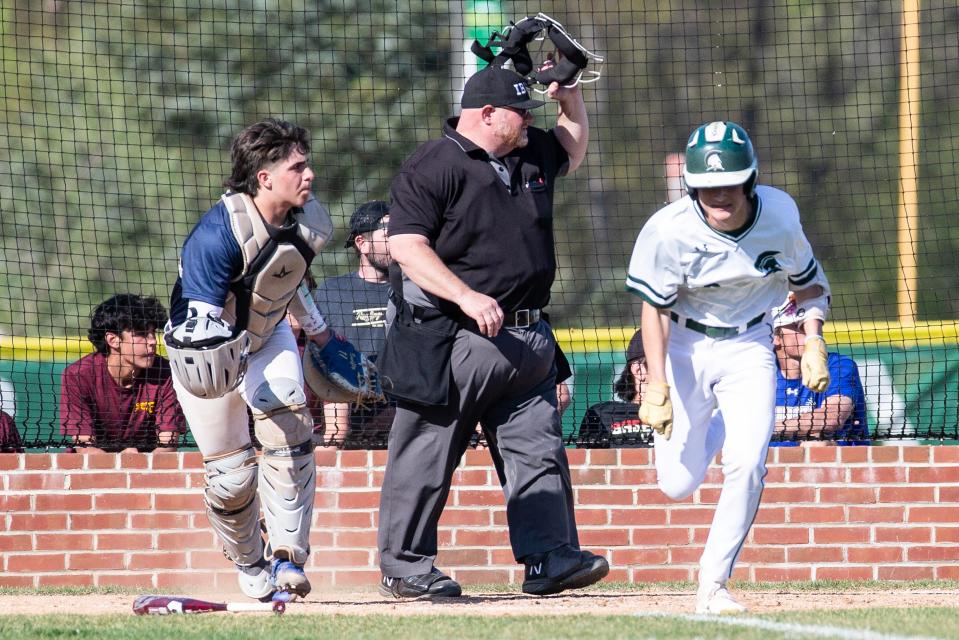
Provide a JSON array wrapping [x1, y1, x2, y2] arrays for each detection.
[[164, 118, 379, 602]]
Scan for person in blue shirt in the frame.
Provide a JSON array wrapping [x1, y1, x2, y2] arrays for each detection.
[[772, 294, 869, 445]]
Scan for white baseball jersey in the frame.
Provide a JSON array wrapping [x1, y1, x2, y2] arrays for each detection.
[[626, 185, 829, 327]]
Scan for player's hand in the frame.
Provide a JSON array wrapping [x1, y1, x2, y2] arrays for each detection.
[[458, 290, 504, 337], [639, 381, 673, 440], [801, 335, 830, 392]]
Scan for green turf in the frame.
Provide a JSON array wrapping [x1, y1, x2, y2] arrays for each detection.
[[3, 583, 959, 639], [2, 609, 959, 640]]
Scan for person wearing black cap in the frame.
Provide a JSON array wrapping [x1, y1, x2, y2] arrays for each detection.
[[376, 64, 606, 599], [311, 200, 395, 447], [577, 329, 654, 448]]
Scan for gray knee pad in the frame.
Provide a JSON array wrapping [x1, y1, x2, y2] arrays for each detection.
[[250, 377, 314, 448], [250, 378, 315, 565], [204, 446, 263, 566]]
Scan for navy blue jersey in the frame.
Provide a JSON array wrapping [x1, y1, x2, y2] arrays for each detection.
[[170, 200, 242, 325], [775, 352, 869, 442]]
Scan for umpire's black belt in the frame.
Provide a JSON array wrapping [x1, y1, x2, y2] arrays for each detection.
[[503, 308, 541, 328], [669, 311, 765, 340], [403, 301, 541, 330], [458, 308, 541, 331]]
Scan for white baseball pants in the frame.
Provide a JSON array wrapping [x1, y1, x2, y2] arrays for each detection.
[[653, 321, 776, 586], [173, 320, 302, 457]]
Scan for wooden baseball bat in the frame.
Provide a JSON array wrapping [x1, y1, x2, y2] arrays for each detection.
[[132, 595, 285, 615]]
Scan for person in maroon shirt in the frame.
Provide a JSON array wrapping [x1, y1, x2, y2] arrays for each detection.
[[60, 294, 186, 453], [0, 410, 23, 452]]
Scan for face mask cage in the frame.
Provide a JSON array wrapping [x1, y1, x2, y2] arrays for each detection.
[[471, 12, 605, 92]]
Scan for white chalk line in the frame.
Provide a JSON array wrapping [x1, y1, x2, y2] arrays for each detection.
[[633, 611, 943, 640]]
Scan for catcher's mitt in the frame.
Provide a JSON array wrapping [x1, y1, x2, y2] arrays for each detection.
[[303, 334, 383, 405]]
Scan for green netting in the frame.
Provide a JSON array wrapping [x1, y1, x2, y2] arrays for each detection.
[[1, 1, 957, 449]]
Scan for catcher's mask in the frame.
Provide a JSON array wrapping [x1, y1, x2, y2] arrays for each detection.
[[471, 12, 605, 91]]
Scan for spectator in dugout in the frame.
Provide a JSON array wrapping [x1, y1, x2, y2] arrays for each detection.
[[312, 200, 395, 449], [576, 329, 653, 448], [771, 292, 870, 445], [60, 294, 186, 453], [0, 409, 24, 452]]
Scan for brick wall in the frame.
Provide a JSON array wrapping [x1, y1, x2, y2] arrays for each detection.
[[2, 445, 959, 591]]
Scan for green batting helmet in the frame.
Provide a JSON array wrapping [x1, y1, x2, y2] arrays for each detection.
[[682, 121, 758, 197]]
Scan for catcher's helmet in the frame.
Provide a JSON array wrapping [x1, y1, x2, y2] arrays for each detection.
[[682, 121, 758, 197]]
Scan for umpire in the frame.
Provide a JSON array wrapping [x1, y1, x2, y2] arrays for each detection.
[[375, 64, 609, 599]]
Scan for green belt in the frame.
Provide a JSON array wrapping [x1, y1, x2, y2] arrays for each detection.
[[669, 311, 766, 340]]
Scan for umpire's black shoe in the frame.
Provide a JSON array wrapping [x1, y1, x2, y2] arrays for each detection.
[[522, 546, 610, 596], [379, 567, 463, 599]]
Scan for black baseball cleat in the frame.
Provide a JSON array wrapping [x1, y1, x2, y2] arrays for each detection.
[[379, 567, 463, 599], [522, 546, 610, 596]]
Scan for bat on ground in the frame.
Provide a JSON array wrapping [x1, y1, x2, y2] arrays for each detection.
[[132, 595, 285, 615]]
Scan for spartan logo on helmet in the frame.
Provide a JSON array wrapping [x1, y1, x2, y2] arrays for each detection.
[[683, 121, 759, 197], [705, 151, 724, 172], [754, 251, 782, 275]]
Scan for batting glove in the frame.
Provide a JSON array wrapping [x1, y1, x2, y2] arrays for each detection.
[[639, 381, 673, 440], [801, 335, 830, 392]]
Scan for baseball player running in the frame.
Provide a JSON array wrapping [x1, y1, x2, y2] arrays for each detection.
[[164, 119, 372, 601], [626, 121, 831, 614]]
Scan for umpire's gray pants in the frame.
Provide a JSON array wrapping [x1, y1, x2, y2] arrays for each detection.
[[377, 320, 579, 577]]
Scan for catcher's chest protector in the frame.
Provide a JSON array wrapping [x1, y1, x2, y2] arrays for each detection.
[[220, 192, 333, 352]]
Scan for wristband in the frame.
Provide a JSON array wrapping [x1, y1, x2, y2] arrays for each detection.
[[293, 283, 328, 336]]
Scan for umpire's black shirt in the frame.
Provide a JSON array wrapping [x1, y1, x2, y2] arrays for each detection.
[[388, 118, 569, 314]]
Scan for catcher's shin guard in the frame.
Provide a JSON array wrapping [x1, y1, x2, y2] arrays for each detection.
[[250, 378, 316, 565], [203, 445, 264, 566]]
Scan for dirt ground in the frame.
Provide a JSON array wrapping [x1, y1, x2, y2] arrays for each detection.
[[3, 588, 958, 616]]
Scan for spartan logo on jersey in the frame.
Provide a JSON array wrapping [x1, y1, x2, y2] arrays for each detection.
[[705, 151, 724, 171], [754, 251, 782, 275]]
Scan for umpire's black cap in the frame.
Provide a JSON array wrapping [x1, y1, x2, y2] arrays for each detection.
[[461, 65, 546, 110], [344, 200, 390, 248]]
